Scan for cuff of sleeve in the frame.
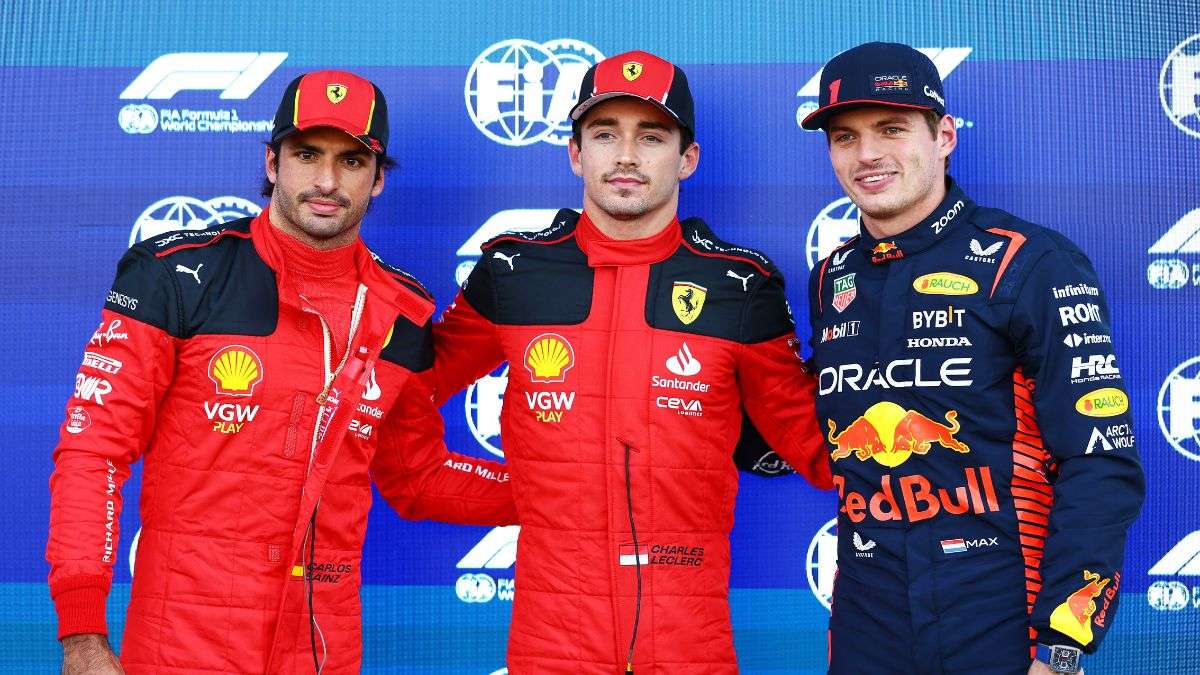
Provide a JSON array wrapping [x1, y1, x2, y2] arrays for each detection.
[[51, 575, 109, 639], [1036, 627, 1087, 652]]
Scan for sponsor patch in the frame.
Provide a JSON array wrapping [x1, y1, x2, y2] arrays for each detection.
[[913, 273, 978, 295]]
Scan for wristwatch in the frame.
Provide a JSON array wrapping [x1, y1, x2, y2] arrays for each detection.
[[1036, 643, 1082, 673]]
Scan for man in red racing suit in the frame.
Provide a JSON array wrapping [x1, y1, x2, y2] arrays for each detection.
[[47, 70, 516, 674], [430, 51, 832, 674]]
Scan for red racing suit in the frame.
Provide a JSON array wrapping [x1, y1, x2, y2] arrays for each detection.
[[47, 211, 517, 674], [431, 209, 832, 674]]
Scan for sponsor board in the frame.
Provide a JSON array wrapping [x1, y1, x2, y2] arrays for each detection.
[[1160, 34, 1200, 139], [1149, 532, 1200, 611], [466, 365, 508, 458], [1147, 207, 1200, 289], [455, 526, 518, 604], [806, 197, 860, 270], [806, 518, 838, 610], [129, 195, 261, 246], [1159, 356, 1200, 462], [118, 52, 285, 134], [465, 39, 603, 146]]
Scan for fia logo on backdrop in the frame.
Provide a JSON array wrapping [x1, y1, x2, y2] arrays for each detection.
[[465, 39, 604, 146], [1161, 34, 1200, 139]]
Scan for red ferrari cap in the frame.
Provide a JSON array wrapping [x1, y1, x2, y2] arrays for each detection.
[[270, 70, 388, 154], [569, 50, 694, 135]]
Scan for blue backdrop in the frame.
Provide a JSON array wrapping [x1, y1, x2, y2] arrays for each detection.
[[4, 1, 1199, 672]]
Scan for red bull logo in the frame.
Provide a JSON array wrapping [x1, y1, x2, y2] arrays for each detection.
[[826, 401, 970, 467], [1050, 570, 1112, 646], [832, 467, 1000, 524]]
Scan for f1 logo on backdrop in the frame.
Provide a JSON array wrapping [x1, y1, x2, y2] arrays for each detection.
[[118, 52, 285, 135], [1161, 34, 1200, 139], [795, 48, 974, 131], [1148, 531, 1200, 611], [1147, 207, 1200, 289], [465, 39, 604, 146], [1159, 355, 1200, 463], [120, 52, 287, 100], [129, 196, 261, 246], [454, 525, 518, 604]]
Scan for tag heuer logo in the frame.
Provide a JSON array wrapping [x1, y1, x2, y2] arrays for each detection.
[[623, 61, 643, 81], [327, 83, 347, 104], [832, 273, 857, 313]]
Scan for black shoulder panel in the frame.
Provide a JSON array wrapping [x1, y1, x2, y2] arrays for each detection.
[[679, 218, 781, 277], [647, 219, 793, 343], [464, 209, 593, 326], [137, 218, 279, 338], [369, 249, 435, 303], [379, 317, 435, 373], [104, 246, 178, 334]]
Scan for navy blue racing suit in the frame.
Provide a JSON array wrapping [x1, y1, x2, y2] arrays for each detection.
[[808, 179, 1144, 674]]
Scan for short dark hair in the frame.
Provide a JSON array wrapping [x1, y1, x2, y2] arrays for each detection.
[[570, 117, 695, 155], [259, 140, 397, 198]]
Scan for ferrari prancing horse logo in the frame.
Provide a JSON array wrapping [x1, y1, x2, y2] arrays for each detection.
[[623, 62, 643, 81], [327, 84, 348, 104], [672, 281, 707, 325]]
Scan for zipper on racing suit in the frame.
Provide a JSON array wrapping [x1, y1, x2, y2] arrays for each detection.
[[299, 283, 367, 674]]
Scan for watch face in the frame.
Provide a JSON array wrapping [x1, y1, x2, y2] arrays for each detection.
[[1049, 646, 1082, 672]]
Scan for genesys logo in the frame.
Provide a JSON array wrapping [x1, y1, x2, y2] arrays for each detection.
[[795, 48, 975, 132], [1148, 531, 1200, 612], [465, 39, 604, 146], [1147, 207, 1200, 290], [455, 525, 519, 604], [129, 195, 261, 247], [118, 52, 285, 134], [1159, 356, 1200, 462], [1160, 34, 1200, 139]]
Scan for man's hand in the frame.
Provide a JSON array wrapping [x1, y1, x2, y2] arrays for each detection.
[[1029, 661, 1084, 675], [61, 633, 123, 675]]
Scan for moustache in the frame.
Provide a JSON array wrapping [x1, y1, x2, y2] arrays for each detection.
[[602, 170, 649, 184], [299, 190, 351, 207]]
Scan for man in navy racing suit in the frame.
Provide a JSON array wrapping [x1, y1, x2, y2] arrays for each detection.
[[800, 42, 1144, 675]]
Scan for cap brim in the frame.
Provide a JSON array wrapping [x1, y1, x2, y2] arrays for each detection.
[[800, 99, 937, 130], [287, 117, 383, 153], [570, 91, 688, 130]]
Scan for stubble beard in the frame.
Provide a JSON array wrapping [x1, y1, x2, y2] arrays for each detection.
[[273, 186, 366, 243]]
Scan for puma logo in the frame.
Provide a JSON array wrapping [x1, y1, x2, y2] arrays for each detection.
[[175, 263, 203, 285], [493, 252, 520, 271], [726, 269, 754, 292]]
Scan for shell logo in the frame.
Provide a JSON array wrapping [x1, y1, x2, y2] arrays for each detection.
[[208, 345, 264, 396], [524, 333, 575, 383]]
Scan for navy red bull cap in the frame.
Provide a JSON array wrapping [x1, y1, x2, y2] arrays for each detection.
[[271, 70, 388, 154], [800, 42, 946, 131], [570, 50, 695, 136]]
